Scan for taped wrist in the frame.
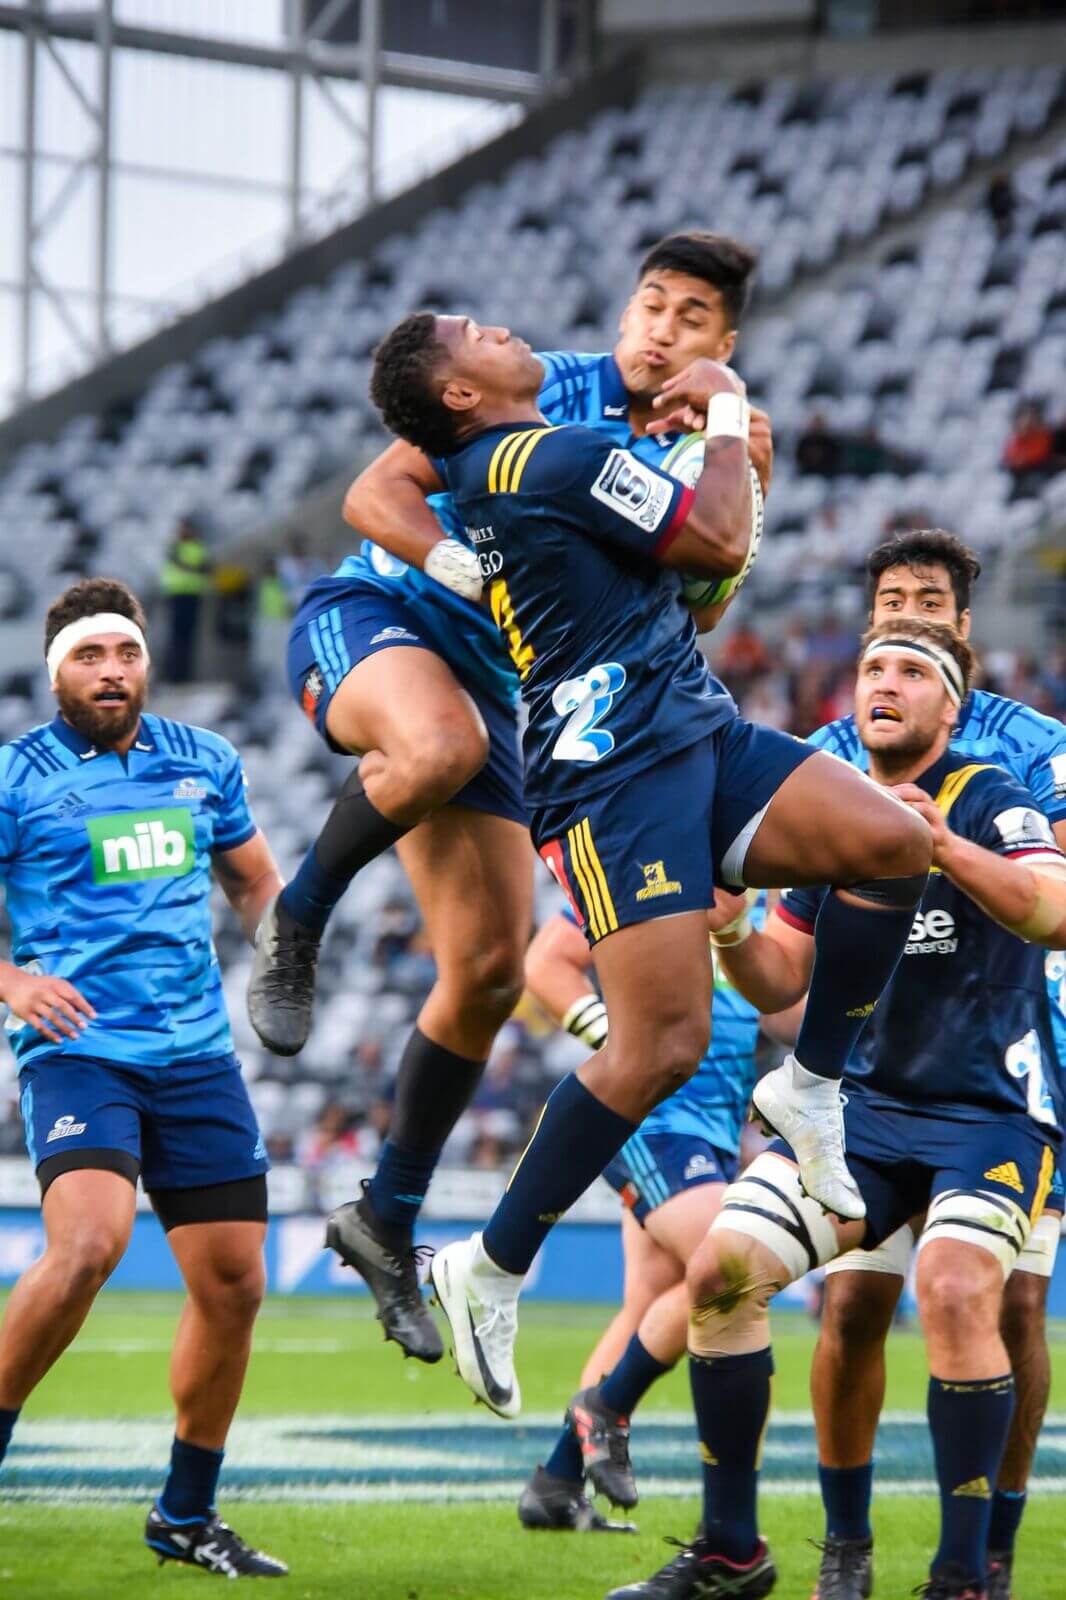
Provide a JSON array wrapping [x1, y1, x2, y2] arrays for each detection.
[[561, 994, 609, 1051]]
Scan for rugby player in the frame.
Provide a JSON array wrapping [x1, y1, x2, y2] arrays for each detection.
[[807, 530, 1066, 1600], [368, 311, 932, 1422], [250, 234, 770, 1366], [517, 901, 771, 1531], [0, 579, 287, 1578], [612, 618, 1066, 1600]]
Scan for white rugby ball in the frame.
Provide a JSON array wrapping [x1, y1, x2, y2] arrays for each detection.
[[659, 431, 764, 608]]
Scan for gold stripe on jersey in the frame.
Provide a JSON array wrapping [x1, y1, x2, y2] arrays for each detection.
[[568, 822, 606, 940], [487, 427, 557, 493], [1032, 1143, 1055, 1223], [934, 763, 995, 820], [579, 820, 618, 936]]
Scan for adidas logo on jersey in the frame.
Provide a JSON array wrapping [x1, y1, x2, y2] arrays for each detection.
[[983, 1161, 1024, 1193], [906, 908, 958, 955], [57, 790, 91, 819], [86, 809, 194, 884]]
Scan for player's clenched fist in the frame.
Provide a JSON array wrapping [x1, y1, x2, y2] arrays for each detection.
[[647, 356, 746, 436], [0, 966, 96, 1043]]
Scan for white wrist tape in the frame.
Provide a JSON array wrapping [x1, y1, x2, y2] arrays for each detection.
[[424, 538, 483, 602], [705, 392, 750, 444], [561, 994, 609, 1051], [46, 613, 150, 687], [709, 888, 759, 948]]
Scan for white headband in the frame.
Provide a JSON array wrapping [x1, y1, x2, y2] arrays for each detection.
[[862, 635, 965, 705], [47, 614, 150, 688]]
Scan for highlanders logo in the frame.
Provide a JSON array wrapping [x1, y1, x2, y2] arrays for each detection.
[[636, 860, 682, 902], [85, 809, 194, 883]]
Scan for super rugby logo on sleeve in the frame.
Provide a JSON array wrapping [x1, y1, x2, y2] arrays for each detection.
[[591, 450, 672, 532], [85, 809, 195, 883]]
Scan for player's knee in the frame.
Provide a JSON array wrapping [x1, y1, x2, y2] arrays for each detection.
[[196, 1253, 266, 1326], [686, 1233, 751, 1310], [447, 937, 526, 1025], [56, 1225, 125, 1300], [647, 1013, 711, 1101], [391, 716, 488, 811], [1001, 1270, 1047, 1351], [919, 1258, 997, 1343], [823, 1274, 897, 1348]]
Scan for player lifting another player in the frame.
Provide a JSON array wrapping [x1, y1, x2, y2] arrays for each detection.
[[367, 308, 932, 1426], [248, 234, 772, 1365]]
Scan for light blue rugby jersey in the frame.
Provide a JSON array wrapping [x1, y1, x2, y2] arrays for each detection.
[[0, 712, 257, 1075], [809, 691, 1066, 1066], [563, 895, 765, 1156], [332, 351, 683, 707]]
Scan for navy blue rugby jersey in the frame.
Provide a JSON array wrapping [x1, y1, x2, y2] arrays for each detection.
[[440, 420, 738, 809], [780, 750, 1064, 1136]]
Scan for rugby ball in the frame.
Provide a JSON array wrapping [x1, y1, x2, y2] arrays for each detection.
[[660, 431, 764, 608]]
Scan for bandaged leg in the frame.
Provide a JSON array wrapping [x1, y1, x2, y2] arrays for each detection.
[[824, 1221, 915, 1279], [686, 1156, 845, 1561], [917, 1188, 1031, 1282]]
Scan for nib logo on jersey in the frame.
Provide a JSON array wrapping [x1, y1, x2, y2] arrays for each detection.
[[85, 809, 195, 884], [906, 907, 958, 955]]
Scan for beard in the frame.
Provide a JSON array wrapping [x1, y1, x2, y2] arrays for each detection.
[[864, 723, 938, 777], [56, 682, 144, 748]]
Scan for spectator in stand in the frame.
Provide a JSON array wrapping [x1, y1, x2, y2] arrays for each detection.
[[277, 534, 320, 611], [796, 413, 843, 477], [298, 1102, 363, 1170], [1003, 399, 1056, 499], [985, 171, 1017, 237], [160, 517, 211, 683]]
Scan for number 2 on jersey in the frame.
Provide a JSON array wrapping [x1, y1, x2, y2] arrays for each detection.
[[552, 662, 627, 763]]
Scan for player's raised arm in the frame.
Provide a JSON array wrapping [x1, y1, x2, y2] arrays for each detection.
[[646, 357, 755, 579], [893, 781, 1066, 947], [525, 910, 608, 1052], [343, 438, 483, 601]]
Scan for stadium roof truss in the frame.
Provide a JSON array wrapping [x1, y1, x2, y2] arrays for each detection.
[[0, 0, 587, 406]]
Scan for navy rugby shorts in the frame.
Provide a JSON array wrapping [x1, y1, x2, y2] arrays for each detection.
[[532, 718, 812, 946], [19, 1052, 268, 1198], [771, 1085, 1058, 1265], [288, 584, 525, 825], [603, 1131, 738, 1226]]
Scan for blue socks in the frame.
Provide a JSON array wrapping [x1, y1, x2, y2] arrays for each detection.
[[988, 1487, 1027, 1554], [280, 771, 407, 935], [545, 1427, 584, 1484], [0, 1406, 20, 1468], [796, 886, 919, 1078], [543, 1334, 673, 1486], [159, 1435, 225, 1523], [690, 1348, 774, 1563], [600, 1334, 672, 1417], [367, 1140, 438, 1230], [928, 1374, 1015, 1581], [482, 1074, 637, 1276], [819, 1461, 874, 1541], [365, 1029, 487, 1229], [279, 845, 351, 935]]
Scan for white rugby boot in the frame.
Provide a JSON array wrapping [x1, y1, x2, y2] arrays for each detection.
[[751, 1055, 866, 1220], [430, 1232, 523, 1419]]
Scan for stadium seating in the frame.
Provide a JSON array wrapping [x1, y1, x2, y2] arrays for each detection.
[[1, 61, 1064, 1160]]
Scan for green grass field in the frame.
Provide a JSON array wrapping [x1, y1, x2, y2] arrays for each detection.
[[1, 1292, 1064, 1598]]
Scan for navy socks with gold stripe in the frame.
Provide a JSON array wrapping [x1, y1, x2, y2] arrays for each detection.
[[481, 1074, 636, 1275], [928, 1374, 1015, 1582], [690, 1348, 773, 1563]]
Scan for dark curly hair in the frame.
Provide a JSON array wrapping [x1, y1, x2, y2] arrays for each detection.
[[369, 312, 459, 458], [44, 576, 148, 657], [638, 232, 758, 328], [865, 528, 982, 617]]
